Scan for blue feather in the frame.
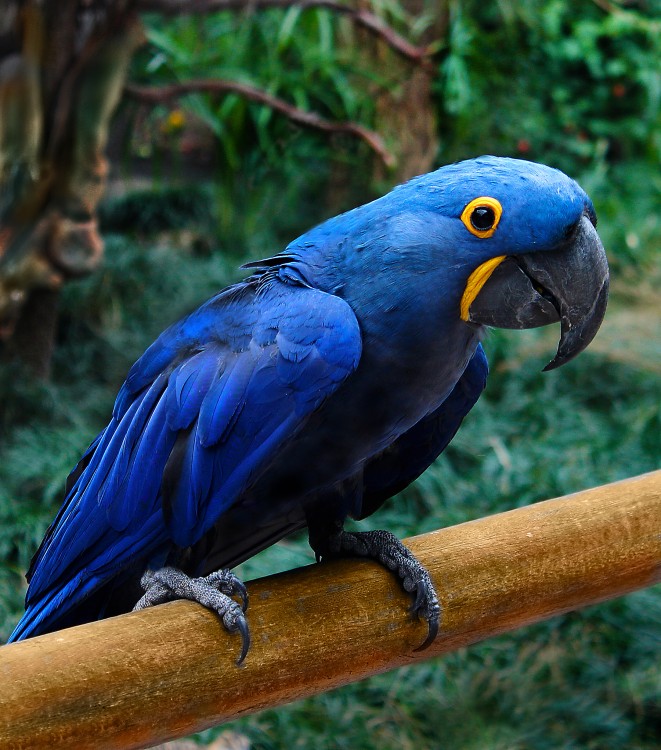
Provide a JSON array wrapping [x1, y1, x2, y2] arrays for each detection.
[[165, 348, 223, 431], [198, 354, 256, 447]]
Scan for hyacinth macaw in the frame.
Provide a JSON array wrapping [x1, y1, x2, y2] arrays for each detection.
[[9, 157, 609, 662]]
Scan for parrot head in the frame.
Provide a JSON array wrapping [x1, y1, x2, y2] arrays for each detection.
[[285, 156, 608, 371], [398, 156, 609, 370]]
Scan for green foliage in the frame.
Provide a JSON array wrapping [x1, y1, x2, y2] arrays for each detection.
[[99, 184, 216, 234], [578, 159, 661, 280], [133, 0, 661, 176], [132, 7, 386, 170], [437, 0, 660, 168]]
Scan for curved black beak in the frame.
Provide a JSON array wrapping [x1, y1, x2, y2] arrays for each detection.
[[467, 214, 609, 370]]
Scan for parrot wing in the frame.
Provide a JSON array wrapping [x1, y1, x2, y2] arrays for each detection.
[[12, 280, 362, 641]]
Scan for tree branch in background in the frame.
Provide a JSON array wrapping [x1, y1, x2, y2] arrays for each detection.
[[125, 80, 396, 166], [589, 0, 660, 31], [589, 0, 626, 13], [136, 0, 434, 67]]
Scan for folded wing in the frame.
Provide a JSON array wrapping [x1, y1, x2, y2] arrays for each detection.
[[10, 280, 362, 641]]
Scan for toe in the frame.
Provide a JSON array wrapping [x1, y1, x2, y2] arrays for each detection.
[[410, 579, 428, 615], [234, 578, 249, 612]]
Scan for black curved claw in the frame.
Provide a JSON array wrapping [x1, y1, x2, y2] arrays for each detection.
[[413, 613, 439, 652], [235, 615, 251, 666], [410, 580, 440, 651], [409, 579, 440, 651]]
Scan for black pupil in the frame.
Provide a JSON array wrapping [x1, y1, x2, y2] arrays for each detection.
[[471, 206, 495, 231]]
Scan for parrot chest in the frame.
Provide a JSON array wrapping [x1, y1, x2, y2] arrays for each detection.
[[255, 317, 479, 505]]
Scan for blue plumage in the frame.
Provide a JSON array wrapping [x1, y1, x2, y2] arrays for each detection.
[[10, 156, 608, 644]]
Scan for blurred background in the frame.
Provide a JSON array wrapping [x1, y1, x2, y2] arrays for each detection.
[[0, 1, 659, 748]]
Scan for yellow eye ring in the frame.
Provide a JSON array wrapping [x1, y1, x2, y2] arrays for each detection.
[[460, 196, 503, 238]]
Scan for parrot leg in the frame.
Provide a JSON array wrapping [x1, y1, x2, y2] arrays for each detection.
[[133, 566, 250, 664], [311, 526, 440, 650]]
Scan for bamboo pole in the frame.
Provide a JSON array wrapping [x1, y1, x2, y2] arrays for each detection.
[[1, 471, 660, 750]]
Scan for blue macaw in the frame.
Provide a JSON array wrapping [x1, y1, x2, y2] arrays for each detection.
[[9, 157, 608, 661]]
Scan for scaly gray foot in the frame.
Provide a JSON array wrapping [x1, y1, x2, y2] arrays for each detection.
[[134, 566, 250, 664], [318, 528, 440, 650]]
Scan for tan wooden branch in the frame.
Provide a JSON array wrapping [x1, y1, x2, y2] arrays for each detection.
[[1, 471, 660, 749]]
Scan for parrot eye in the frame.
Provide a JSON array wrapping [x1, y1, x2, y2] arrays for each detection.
[[471, 206, 495, 230], [461, 196, 503, 238]]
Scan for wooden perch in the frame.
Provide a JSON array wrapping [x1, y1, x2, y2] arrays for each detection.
[[1, 471, 660, 749]]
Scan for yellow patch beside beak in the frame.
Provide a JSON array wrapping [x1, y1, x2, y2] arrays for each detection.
[[460, 255, 507, 321]]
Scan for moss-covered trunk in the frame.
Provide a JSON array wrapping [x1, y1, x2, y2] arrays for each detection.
[[371, 0, 448, 182], [0, 1, 143, 376]]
